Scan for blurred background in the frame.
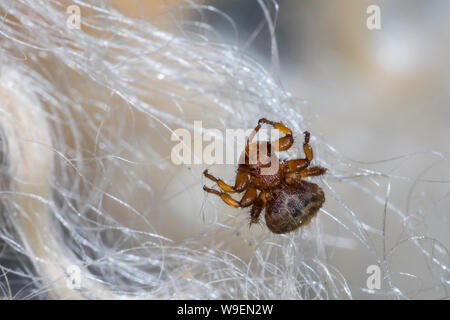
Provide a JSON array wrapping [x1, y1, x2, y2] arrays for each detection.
[[201, 0, 450, 160], [0, 0, 448, 299]]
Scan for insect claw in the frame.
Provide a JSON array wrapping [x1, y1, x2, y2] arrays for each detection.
[[303, 131, 310, 143], [248, 216, 259, 229]]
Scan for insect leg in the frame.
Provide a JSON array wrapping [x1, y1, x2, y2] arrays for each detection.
[[250, 191, 267, 224], [285, 166, 327, 184], [203, 183, 257, 208], [239, 185, 258, 207], [203, 169, 249, 193], [302, 131, 313, 161], [244, 123, 262, 157], [284, 158, 309, 173], [203, 186, 240, 207], [283, 131, 316, 173], [258, 118, 293, 151]]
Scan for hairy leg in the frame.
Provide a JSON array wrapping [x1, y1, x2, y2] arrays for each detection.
[[285, 166, 327, 185], [249, 191, 267, 224], [203, 169, 249, 193], [284, 130, 315, 173], [203, 184, 258, 208], [258, 118, 293, 151]]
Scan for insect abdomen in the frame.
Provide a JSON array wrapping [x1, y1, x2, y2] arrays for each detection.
[[265, 183, 325, 234]]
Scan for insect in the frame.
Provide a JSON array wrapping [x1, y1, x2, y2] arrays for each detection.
[[203, 118, 327, 234]]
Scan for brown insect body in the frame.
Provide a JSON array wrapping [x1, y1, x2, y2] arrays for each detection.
[[238, 141, 282, 190], [265, 181, 325, 234], [203, 118, 327, 234]]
